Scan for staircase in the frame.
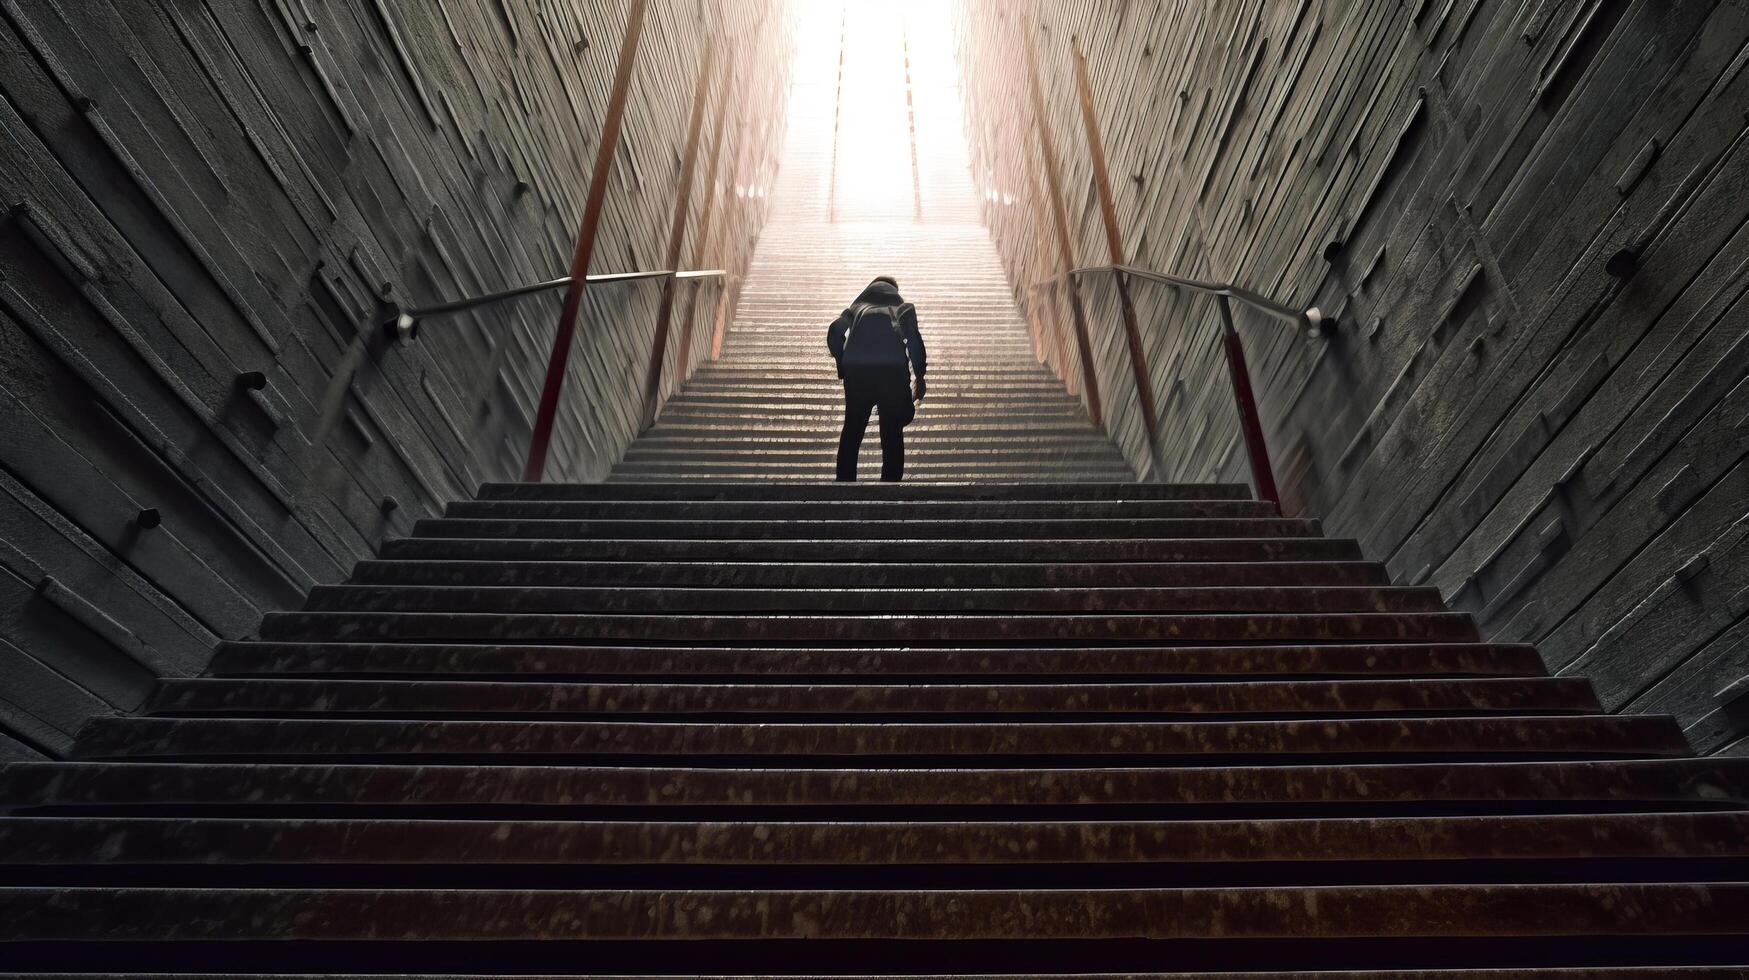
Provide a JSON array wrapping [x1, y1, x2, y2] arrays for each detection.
[[3, 480, 1749, 973], [622, 224, 1132, 483], [621, 11, 1129, 484]]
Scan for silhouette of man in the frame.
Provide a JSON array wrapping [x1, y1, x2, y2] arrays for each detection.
[[826, 275, 927, 481]]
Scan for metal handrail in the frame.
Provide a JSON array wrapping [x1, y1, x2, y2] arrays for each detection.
[[1068, 263, 1334, 339], [383, 268, 727, 339], [1033, 262, 1333, 504]]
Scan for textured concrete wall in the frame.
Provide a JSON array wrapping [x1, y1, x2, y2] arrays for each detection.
[[958, 0, 1749, 752], [0, 0, 791, 757]]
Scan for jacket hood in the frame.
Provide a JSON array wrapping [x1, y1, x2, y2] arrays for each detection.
[[853, 279, 903, 305]]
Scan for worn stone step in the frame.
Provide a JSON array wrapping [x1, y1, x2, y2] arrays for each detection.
[[606, 467, 1140, 481], [652, 402, 1090, 416], [620, 448, 1132, 465], [254, 610, 1479, 645], [377, 537, 1360, 563], [674, 386, 1071, 400], [204, 641, 1547, 680], [692, 359, 1045, 369], [682, 375, 1069, 387], [6, 883, 1745, 941], [445, 499, 1280, 521], [654, 406, 1091, 421], [346, 560, 1384, 590], [69, 715, 1684, 763], [637, 425, 1110, 440], [144, 677, 1596, 719], [6, 812, 1744, 873], [302, 584, 1444, 616], [7, 759, 1743, 812], [474, 483, 1250, 501], [616, 462, 1129, 478], [408, 517, 1319, 541], [625, 434, 1127, 449], [3, 966, 1735, 973], [670, 385, 1063, 397]]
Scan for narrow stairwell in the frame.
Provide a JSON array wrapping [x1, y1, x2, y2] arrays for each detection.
[[623, 224, 1132, 482], [618, 6, 1129, 483], [1, 5, 1745, 975]]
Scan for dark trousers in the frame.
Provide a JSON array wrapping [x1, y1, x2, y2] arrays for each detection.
[[836, 366, 913, 481]]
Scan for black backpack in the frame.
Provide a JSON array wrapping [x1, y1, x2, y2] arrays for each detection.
[[842, 301, 913, 356]]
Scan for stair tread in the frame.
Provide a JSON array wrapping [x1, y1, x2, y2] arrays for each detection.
[[204, 641, 1547, 678], [301, 584, 1446, 615], [254, 610, 1482, 644], [8, 758, 1743, 809], [6, 883, 1746, 940], [69, 715, 1686, 761], [344, 559, 1390, 588], [5, 812, 1744, 866], [144, 677, 1598, 716]]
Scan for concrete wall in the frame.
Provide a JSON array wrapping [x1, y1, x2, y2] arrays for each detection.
[[958, 0, 1749, 752], [0, 0, 791, 758]]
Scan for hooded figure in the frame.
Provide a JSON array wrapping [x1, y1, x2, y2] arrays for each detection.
[[826, 276, 927, 481]]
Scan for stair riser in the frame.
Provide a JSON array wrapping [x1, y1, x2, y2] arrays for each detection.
[[442, 501, 1279, 520], [146, 677, 1597, 717], [9, 760, 1741, 810], [71, 716, 1684, 763], [474, 483, 1252, 501], [9, 809, 1742, 858], [347, 560, 1385, 590], [255, 611, 1481, 645], [7, 884, 1745, 944], [376, 539, 1364, 562], [204, 642, 1544, 679], [301, 585, 1446, 615], [408, 518, 1320, 540]]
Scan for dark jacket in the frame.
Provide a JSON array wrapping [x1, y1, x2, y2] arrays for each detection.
[[827, 279, 926, 377]]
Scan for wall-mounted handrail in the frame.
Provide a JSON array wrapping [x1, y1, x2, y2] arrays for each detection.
[[1068, 263, 1333, 339], [384, 269, 727, 336], [1038, 263, 1334, 505]]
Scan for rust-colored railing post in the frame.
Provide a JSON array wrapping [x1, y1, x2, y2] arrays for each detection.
[[1071, 35, 1161, 469], [1022, 142, 1072, 382], [1216, 294, 1281, 506], [522, 0, 647, 481], [827, 7, 846, 223], [671, 59, 736, 396], [709, 113, 761, 361], [902, 18, 923, 222], [1023, 22, 1101, 426], [637, 36, 717, 431], [675, 87, 738, 385]]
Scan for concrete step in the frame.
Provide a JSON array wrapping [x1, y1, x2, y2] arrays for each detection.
[[377, 537, 1363, 563], [0, 966, 1721, 973], [442, 499, 1279, 520], [299, 584, 1447, 615], [205, 641, 1545, 679], [143, 677, 1598, 718], [8, 758, 1743, 812], [69, 714, 1684, 763], [474, 483, 1249, 501], [605, 466, 1139, 481], [346, 559, 1383, 590], [636, 423, 1107, 438], [619, 448, 1132, 465], [7, 812, 1741, 873], [408, 517, 1319, 540], [651, 405, 1091, 419], [254, 610, 1479, 645], [7, 883, 1745, 946]]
